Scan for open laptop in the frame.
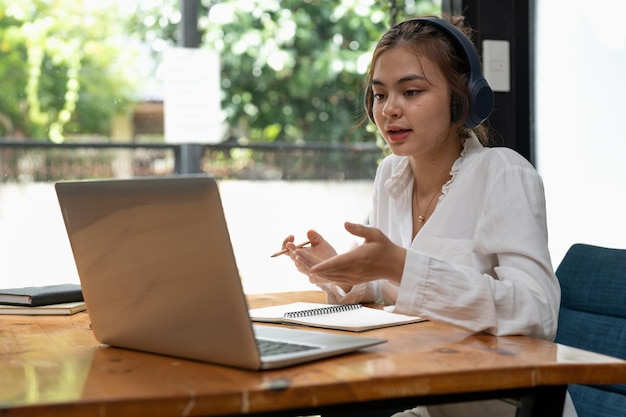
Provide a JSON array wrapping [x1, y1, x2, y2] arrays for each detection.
[[55, 175, 385, 370]]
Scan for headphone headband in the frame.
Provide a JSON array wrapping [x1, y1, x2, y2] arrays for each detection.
[[365, 17, 494, 129]]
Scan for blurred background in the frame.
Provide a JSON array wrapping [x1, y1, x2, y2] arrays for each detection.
[[1, 0, 624, 292]]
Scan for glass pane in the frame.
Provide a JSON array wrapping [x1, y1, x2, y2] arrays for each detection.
[[0, 1, 441, 293], [535, 0, 626, 264]]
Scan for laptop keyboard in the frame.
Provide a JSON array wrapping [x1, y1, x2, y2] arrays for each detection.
[[257, 338, 320, 356]]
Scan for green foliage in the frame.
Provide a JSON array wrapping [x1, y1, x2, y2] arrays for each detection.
[[0, 8, 27, 137], [130, 0, 440, 145], [0, 0, 440, 144], [0, 0, 137, 142]]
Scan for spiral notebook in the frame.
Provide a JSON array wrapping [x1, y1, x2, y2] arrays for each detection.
[[250, 302, 424, 332]]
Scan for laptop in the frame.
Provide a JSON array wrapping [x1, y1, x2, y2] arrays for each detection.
[[55, 175, 385, 370]]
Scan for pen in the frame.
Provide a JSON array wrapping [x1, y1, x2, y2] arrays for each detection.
[[270, 240, 312, 258]]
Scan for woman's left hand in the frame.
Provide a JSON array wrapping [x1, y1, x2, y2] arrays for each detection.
[[307, 222, 406, 286]]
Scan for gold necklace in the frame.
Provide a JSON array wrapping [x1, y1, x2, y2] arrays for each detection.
[[414, 187, 441, 223]]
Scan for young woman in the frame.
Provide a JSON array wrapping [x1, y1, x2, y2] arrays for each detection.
[[280, 14, 576, 417]]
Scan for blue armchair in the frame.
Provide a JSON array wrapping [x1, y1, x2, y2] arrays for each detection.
[[555, 243, 626, 417]]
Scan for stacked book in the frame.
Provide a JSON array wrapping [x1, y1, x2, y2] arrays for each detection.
[[0, 283, 85, 315]]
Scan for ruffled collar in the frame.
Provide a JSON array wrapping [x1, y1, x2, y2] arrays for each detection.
[[384, 133, 483, 198]]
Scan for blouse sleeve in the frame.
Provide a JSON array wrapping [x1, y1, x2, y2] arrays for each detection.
[[395, 153, 560, 340]]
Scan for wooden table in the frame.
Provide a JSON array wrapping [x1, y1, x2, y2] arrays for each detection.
[[1, 291, 625, 417]]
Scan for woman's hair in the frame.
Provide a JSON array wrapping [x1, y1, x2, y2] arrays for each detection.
[[361, 14, 490, 145]]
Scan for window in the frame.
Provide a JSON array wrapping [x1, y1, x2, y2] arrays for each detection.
[[0, 1, 440, 292]]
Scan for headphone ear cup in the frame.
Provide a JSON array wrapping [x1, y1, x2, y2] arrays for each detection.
[[409, 17, 494, 129], [466, 78, 494, 128]]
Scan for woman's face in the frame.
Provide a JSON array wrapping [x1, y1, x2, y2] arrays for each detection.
[[371, 46, 453, 158]]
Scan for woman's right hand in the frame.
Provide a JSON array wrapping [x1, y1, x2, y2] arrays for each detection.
[[282, 229, 337, 282]]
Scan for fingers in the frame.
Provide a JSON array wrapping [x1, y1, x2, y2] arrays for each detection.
[[291, 247, 326, 281], [282, 229, 326, 251], [309, 251, 354, 274], [306, 229, 324, 246], [284, 235, 308, 254], [271, 235, 296, 258], [344, 222, 377, 241], [281, 234, 295, 249]]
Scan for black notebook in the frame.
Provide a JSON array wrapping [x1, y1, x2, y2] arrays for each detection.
[[0, 284, 83, 307], [249, 302, 425, 332]]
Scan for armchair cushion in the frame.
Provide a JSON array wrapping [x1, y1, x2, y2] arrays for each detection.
[[555, 243, 626, 415]]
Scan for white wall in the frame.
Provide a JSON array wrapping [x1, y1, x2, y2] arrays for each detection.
[[535, 0, 626, 266]]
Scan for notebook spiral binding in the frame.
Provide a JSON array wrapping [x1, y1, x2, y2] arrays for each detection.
[[284, 304, 362, 319]]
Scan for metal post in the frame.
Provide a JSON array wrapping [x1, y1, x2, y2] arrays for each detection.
[[179, 0, 201, 48], [176, 0, 202, 173], [175, 143, 205, 174]]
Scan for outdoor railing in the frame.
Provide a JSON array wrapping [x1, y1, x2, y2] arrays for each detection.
[[0, 140, 384, 182]]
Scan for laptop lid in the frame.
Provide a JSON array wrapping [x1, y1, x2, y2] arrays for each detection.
[[55, 175, 384, 370]]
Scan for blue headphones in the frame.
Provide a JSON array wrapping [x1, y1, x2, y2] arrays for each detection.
[[365, 17, 494, 129]]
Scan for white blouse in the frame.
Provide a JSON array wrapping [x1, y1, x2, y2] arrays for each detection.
[[320, 134, 560, 341]]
